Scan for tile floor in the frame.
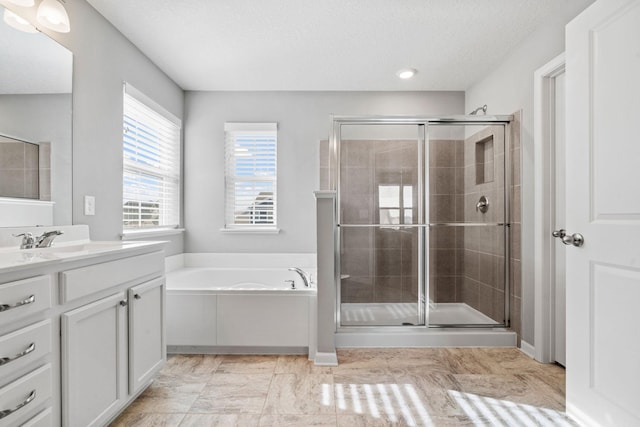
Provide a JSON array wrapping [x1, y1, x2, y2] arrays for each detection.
[[110, 348, 577, 426]]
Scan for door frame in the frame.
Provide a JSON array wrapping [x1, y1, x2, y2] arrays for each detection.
[[533, 53, 565, 363]]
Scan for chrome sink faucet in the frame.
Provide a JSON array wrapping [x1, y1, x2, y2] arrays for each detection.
[[288, 267, 311, 287], [13, 232, 36, 249], [35, 230, 63, 248], [13, 230, 63, 249]]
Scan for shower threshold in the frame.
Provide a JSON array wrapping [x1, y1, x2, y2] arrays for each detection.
[[340, 302, 500, 327], [337, 302, 514, 348]]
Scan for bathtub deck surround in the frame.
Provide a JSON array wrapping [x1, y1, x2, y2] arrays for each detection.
[[165, 253, 317, 357], [110, 348, 575, 427]]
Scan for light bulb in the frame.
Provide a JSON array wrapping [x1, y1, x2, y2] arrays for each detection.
[[36, 0, 70, 33], [396, 68, 417, 79], [3, 8, 38, 33]]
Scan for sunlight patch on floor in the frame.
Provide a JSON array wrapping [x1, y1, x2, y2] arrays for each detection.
[[323, 383, 577, 426], [450, 390, 578, 426]]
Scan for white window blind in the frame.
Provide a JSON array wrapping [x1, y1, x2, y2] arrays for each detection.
[[123, 84, 181, 230], [224, 122, 277, 229]]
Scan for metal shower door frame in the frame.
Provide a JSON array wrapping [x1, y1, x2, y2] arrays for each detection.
[[330, 115, 513, 330]]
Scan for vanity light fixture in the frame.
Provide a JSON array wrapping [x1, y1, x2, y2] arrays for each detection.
[[3, 8, 38, 33], [36, 0, 70, 33], [396, 68, 417, 79], [5, 0, 35, 6]]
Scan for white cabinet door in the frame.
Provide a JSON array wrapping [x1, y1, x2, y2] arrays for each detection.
[[128, 277, 165, 394], [565, 1, 640, 426], [61, 292, 128, 427]]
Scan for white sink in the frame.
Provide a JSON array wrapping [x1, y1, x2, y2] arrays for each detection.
[[31, 241, 141, 259], [37, 242, 128, 253], [0, 240, 161, 271]]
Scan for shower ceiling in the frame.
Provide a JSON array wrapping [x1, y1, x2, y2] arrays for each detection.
[[87, 0, 575, 91]]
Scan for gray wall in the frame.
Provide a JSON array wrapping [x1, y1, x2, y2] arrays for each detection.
[[465, 0, 594, 346], [13, 0, 186, 255], [0, 94, 72, 224], [184, 91, 464, 253]]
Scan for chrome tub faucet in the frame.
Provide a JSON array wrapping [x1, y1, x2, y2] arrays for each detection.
[[288, 267, 311, 287]]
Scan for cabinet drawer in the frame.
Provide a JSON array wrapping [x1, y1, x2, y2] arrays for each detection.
[[0, 320, 51, 380], [0, 364, 52, 427], [60, 251, 164, 303], [0, 276, 51, 324], [20, 407, 52, 427]]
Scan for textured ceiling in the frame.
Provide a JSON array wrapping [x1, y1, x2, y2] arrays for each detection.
[[88, 0, 563, 91]]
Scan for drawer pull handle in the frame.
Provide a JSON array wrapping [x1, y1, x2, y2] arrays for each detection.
[[0, 295, 35, 313], [0, 389, 36, 419], [0, 342, 35, 366]]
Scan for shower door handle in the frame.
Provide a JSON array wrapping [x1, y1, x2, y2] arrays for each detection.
[[553, 229, 584, 247]]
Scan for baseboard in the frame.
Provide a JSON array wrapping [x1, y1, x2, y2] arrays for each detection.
[[167, 345, 308, 355], [519, 340, 536, 358], [314, 351, 338, 366]]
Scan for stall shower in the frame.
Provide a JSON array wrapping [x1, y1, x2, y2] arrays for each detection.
[[320, 114, 522, 338]]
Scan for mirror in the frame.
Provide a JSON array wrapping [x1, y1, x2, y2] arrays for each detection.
[[0, 5, 72, 224]]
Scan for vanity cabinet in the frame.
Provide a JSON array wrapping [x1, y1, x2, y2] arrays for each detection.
[[60, 253, 165, 427], [0, 236, 166, 427]]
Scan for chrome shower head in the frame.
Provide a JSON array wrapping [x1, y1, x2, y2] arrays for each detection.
[[469, 104, 487, 115]]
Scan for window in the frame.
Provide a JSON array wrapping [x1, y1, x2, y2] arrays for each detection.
[[378, 184, 413, 225], [122, 83, 181, 230], [224, 122, 277, 230]]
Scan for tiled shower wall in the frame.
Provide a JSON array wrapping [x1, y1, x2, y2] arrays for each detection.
[[428, 139, 465, 305], [327, 140, 419, 304], [459, 125, 507, 324], [0, 136, 39, 199]]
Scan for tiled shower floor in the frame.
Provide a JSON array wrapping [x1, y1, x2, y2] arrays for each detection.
[[110, 348, 577, 426], [341, 302, 499, 326]]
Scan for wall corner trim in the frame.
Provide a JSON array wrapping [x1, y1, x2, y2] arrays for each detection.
[[313, 351, 338, 366], [519, 340, 536, 359]]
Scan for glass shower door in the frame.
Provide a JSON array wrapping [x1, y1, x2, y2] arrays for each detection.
[[337, 123, 425, 327], [427, 123, 509, 327]]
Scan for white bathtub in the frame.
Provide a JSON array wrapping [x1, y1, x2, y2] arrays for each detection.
[[167, 267, 317, 292], [165, 254, 317, 354]]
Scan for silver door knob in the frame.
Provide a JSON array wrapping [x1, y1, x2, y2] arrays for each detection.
[[562, 233, 584, 247], [553, 229, 584, 247]]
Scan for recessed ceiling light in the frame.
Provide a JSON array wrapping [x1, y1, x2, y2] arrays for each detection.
[[396, 68, 417, 79]]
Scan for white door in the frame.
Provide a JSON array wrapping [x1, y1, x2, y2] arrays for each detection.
[[565, 1, 640, 426], [554, 71, 567, 367]]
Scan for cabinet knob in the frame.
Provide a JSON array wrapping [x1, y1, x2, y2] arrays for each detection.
[[134, 294, 141, 300], [119, 300, 127, 307]]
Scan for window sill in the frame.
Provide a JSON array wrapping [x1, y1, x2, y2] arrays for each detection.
[[121, 228, 185, 240], [219, 227, 281, 235]]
